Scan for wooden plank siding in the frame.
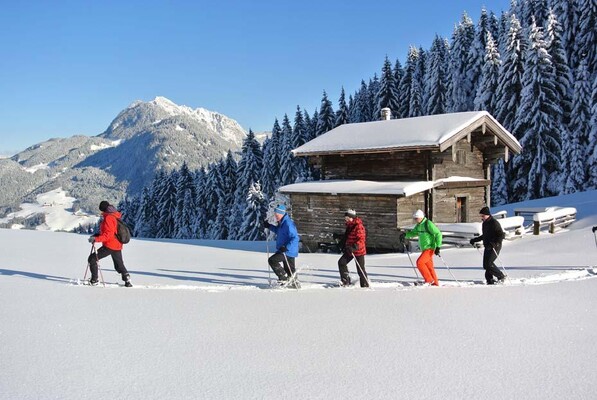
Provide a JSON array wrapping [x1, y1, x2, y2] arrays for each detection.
[[289, 192, 426, 252], [314, 152, 429, 181], [431, 187, 486, 223], [431, 139, 486, 180]]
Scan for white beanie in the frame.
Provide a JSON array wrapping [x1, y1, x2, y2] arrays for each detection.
[[345, 209, 357, 218], [413, 209, 425, 219]]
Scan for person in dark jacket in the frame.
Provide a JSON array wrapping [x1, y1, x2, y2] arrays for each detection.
[[470, 206, 506, 285], [87, 201, 132, 287], [337, 209, 369, 287], [264, 205, 300, 288]]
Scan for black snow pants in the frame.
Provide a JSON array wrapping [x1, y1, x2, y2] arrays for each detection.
[[338, 253, 368, 287], [88, 246, 129, 282], [268, 252, 296, 281], [483, 244, 505, 284]]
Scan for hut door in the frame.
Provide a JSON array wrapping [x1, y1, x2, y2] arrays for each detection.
[[456, 196, 467, 223]]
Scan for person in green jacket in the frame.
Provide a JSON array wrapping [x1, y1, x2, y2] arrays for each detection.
[[403, 209, 442, 286]]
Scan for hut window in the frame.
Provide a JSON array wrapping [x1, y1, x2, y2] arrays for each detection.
[[307, 196, 314, 211], [455, 149, 467, 165], [456, 196, 467, 222]]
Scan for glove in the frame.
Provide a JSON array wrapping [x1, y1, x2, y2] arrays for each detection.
[[279, 246, 287, 253], [593, 226, 597, 233], [469, 238, 476, 246], [88, 236, 96, 243], [398, 232, 406, 244], [434, 247, 440, 256], [263, 220, 270, 229], [351, 243, 359, 251]]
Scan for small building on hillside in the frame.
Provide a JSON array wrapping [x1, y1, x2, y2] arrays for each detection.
[[279, 111, 522, 252]]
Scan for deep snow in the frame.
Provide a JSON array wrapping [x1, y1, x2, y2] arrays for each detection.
[[1, 190, 596, 399]]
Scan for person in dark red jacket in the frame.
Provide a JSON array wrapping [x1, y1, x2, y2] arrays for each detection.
[[87, 201, 132, 287], [337, 209, 369, 287]]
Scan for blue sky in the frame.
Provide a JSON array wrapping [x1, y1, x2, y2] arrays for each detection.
[[0, 0, 511, 155]]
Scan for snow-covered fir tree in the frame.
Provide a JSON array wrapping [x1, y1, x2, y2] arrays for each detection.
[[546, 9, 573, 126], [474, 32, 501, 114], [292, 106, 311, 182], [410, 47, 427, 117], [393, 59, 405, 113], [368, 75, 381, 119], [376, 56, 400, 118], [230, 130, 263, 239], [238, 181, 266, 241], [588, 74, 597, 188], [316, 91, 335, 136], [511, 18, 562, 201], [574, 0, 596, 79], [467, 8, 494, 109], [563, 60, 591, 193], [352, 81, 370, 122], [398, 47, 418, 118], [495, 13, 527, 133], [203, 164, 222, 238], [448, 12, 476, 111], [426, 35, 450, 115], [194, 168, 208, 238], [279, 114, 294, 185], [155, 170, 178, 238], [174, 162, 198, 239], [335, 87, 349, 127], [491, 159, 509, 206]]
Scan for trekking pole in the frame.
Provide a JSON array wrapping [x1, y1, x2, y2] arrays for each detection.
[[351, 252, 372, 288], [492, 247, 511, 282], [404, 241, 421, 282], [93, 244, 106, 287], [437, 254, 461, 286], [83, 243, 94, 282], [265, 228, 271, 285], [282, 252, 299, 290], [593, 230, 597, 249]]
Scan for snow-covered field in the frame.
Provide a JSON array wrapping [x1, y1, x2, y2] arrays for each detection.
[[1, 191, 596, 399]]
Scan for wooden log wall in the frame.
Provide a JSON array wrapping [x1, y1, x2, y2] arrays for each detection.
[[315, 152, 428, 181], [432, 187, 486, 223], [289, 192, 425, 252], [431, 139, 485, 180]]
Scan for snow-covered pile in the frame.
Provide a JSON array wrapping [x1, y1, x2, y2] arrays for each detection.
[[0, 190, 596, 399]]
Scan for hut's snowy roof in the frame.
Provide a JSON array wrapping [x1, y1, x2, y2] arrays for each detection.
[[293, 111, 521, 156], [279, 177, 486, 197]]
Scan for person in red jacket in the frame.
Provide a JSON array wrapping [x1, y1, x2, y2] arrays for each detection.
[[338, 209, 369, 287], [87, 201, 132, 287]]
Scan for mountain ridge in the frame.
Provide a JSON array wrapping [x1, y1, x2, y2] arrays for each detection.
[[0, 97, 247, 222]]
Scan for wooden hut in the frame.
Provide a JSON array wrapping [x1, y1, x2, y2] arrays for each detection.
[[278, 111, 522, 252]]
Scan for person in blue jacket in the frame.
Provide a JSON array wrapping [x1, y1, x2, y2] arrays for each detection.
[[264, 204, 300, 288]]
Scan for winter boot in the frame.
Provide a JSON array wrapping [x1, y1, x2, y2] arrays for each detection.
[[87, 278, 99, 286], [123, 274, 132, 287]]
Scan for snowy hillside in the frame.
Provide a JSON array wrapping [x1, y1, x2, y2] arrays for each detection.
[[0, 188, 98, 231], [0, 190, 596, 399]]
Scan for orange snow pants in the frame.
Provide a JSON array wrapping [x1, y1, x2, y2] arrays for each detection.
[[417, 249, 439, 285]]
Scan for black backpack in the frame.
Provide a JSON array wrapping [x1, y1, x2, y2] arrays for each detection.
[[115, 218, 131, 244]]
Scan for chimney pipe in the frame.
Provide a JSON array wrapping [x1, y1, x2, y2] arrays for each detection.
[[381, 107, 391, 121]]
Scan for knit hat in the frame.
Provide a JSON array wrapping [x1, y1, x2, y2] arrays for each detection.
[[274, 204, 286, 215], [345, 209, 357, 218], [413, 209, 425, 219], [479, 206, 491, 216], [99, 201, 110, 212]]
